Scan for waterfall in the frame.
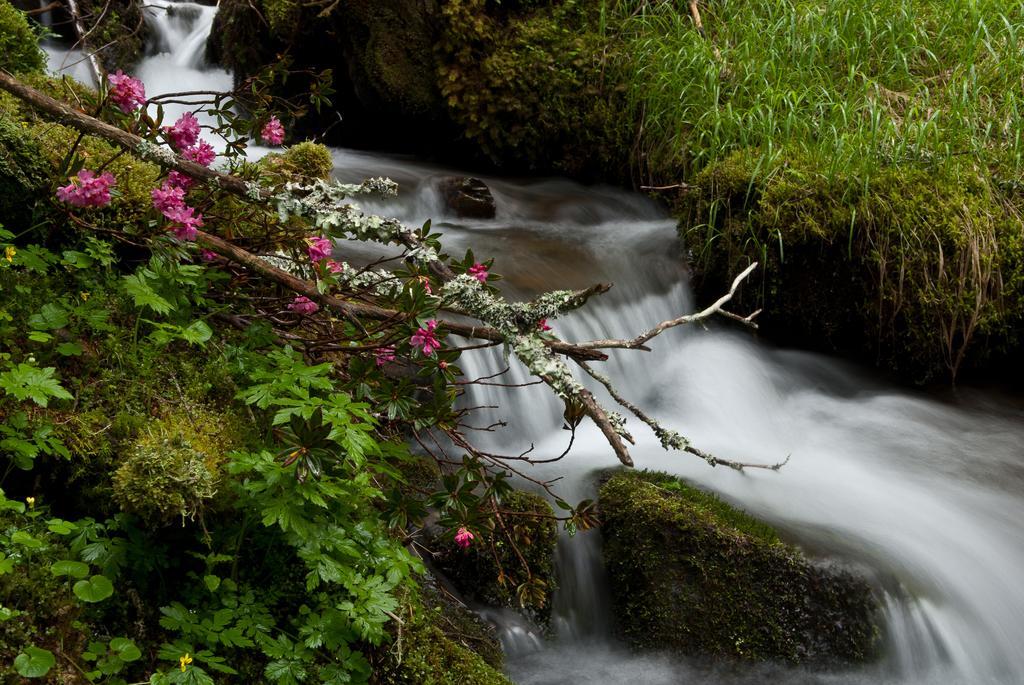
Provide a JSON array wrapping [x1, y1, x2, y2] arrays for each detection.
[[36, 15, 1024, 682]]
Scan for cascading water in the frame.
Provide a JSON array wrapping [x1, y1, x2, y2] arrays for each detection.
[[39, 13, 1024, 684]]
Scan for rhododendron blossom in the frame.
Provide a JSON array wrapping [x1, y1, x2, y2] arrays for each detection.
[[107, 70, 146, 113], [454, 527, 475, 549], [56, 170, 116, 208], [288, 296, 319, 315], [326, 260, 344, 273], [375, 346, 396, 367], [468, 262, 488, 283], [261, 116, 285, 145], [165, 112, 200, 150], [182, 140, 216, 167], [537, 319, 552, 332], [166, 205, 203, 241], [151, 182, 186, 215], [166, 170, 194, 191], [201, 250, 218, 262], [410, 319, 441, 356], [306, 236, 332, 263]]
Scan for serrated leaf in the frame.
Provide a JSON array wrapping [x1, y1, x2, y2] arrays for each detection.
[[122, 273, 173, 314], [56, 342, 84, 356]]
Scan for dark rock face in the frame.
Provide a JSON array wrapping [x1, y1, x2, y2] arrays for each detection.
[[599, 471, 881, 665], [439, 177, 497, 219]]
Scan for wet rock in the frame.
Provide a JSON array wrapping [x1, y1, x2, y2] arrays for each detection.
[[599, 471, 881, 665], [439, 177, 497, 219]]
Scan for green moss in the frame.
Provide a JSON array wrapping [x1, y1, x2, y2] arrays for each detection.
[[0, 114, 49, 226], [77, 0, 149, 72], [260, 141, 334, 185], [433, 490, 558, 626], [437, 0, 631, 177], [599, 471, 881, 664], [377, 585, 510, 685], [0, 2, 46, 75], [682, 150, 1024, 382]]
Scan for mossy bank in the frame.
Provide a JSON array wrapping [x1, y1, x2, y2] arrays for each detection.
[[599, 471, 881, 665]]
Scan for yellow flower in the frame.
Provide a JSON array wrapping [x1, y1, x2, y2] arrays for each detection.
[[4, 246, 14, 263], [25, 497, 35, 509], [179, 653, 193, 672], [80, 291, 90, 301]]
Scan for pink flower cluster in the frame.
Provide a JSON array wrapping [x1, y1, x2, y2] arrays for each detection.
[[537, 319, 552, 332], [151, 180, 203, 241], [107, 70, 146, 113], [167, 171, 194, 191], [375, 346, 396, 367], [261, 116, 285, 146], [289, 296, 319, 315], [410, 319, 441, 357], [165, 112, 200, 151], [455, 527, 475, 549], [306, 236, 332, 263], [182, 140, 216, 167], [467, 262, 489, 283], [56, 170, 116, 208]]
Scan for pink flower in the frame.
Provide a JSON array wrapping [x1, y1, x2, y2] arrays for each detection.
[[288, 295, 319, 315], [467, 262, 488, 283], [56, 170, 116, 208], [537, 319, 552, 332], [165, 112, 200, 151], [200, 249, 218, 262], [182, 140, 216, 167], [166, 170, 194, 191], [261, 116, 285, 145], [454, 527, 475, 549], [375, 346, 396, 367], [151, 181, 186, 215], [326, 260, 344, 273], [166, 205, 203, 241], [410, 319, 441, 357], [107, 70, 146, 113], [416, 275, 433, 294], [306, 236, 332, 263]]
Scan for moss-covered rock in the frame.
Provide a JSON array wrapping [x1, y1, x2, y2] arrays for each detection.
[[0, 114, 49, 226], [76, 0, 149, 72], [599, 471, 881, 665], [376, 584, 510, 685], [680, 150, 1024, 382], [0, 1, 46, 75], [259, 141, 334, 184], [432, 490, 558, 626]]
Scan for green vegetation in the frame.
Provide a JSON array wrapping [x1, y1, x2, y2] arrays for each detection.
[[0, 2, 46, 75], [599, 471, 880, 664]]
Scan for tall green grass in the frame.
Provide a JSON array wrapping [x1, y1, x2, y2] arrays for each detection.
[[611, 0, 1024, 181]]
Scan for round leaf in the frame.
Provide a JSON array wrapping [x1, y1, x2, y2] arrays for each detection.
[[14, 646, 55, 678], [73, 575, 113, 603], [50, 560, 89, 579], [109, 637, 141, 662]]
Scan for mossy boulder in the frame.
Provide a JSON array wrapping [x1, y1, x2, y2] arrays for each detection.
[[0, 1, 46, 75], [432, 490, 558, 626], [680, 149, 1024, 382], [599, 471, 881, 665], [259, 141, 334, 184], [0, 114, 49, 226], [376, 584, 510, 685]]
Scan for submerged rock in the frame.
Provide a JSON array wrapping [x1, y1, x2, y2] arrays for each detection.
[[599, 471, 881, 664], [439, 177, 497, 219]]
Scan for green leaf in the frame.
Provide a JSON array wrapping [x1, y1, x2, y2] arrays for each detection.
[[61, 250, 95, 269], [14, 646, 55, 678], [203, 575, 220, 592], [56, 342, 84, 357], [28, 303, 69, 331], [109, 637, 142, 662], [181, 320, 212, 345], [11, 531, 43, 549], [51, 560, 90, 579], [73, 575, 114, 603], [122, 273, 173, 314], [0, 363, 74, 407]]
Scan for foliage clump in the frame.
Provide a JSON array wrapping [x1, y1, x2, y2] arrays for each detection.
[[599, 471, 881, 664], [0, 2, 45, 75], [433, 490, 558, 625]]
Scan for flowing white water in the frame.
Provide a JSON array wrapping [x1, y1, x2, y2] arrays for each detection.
[[43, 8, 1024, 683]]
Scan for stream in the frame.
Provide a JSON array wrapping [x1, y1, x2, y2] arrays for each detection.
[[43, 4, 1024, 683]]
